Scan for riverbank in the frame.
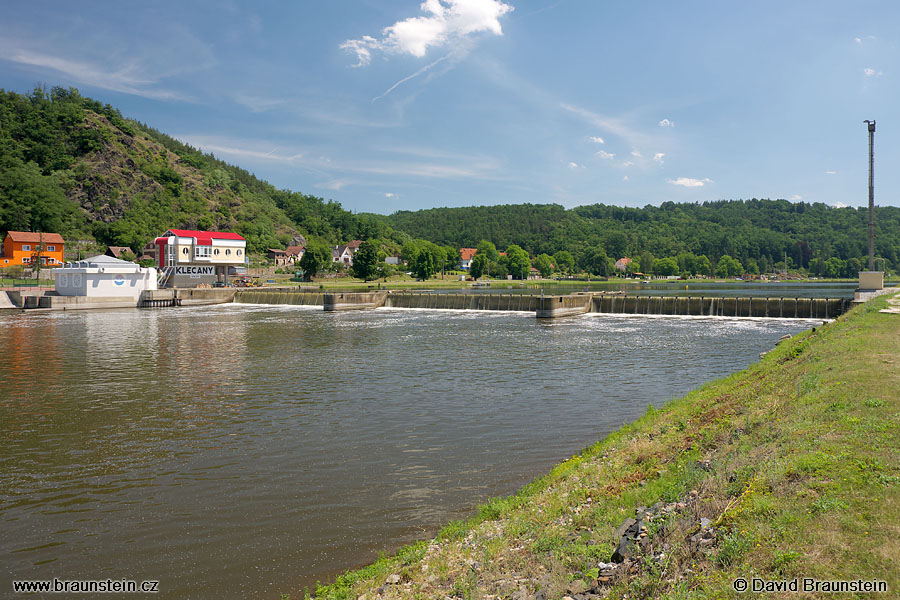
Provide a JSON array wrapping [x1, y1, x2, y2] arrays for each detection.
[[301, 292, 900, 599]]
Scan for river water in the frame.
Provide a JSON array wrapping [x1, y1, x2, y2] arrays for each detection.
[[1, 305, 817, 597]]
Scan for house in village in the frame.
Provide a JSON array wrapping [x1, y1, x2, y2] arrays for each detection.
[[459, 248, 478, 270], [286, 246, 305, 264], [105, 246, 133, 260], [1, 231, 65, 268], [267, 248, 288, 266], [155, 229, 247, 287], [615, 257, 632, 272], [332, 244, 353, 266]]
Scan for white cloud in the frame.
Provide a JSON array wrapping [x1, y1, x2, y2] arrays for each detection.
[[623, 175, 629, 182], [825, 170, 837, 175], [832, 202, 848, 208], [789, 194, 803, 201], [385, 192, 395, 198], [341, 0, 514, 67], [596, 150, 615, 160], [855, 37, 862, 45], [3, 49, 191, 101], [864, 67, 883, 77], [622, 161, 634, 167], [588, 136, 605, 144], [177, 134, 503, 181], [631, 150, 642, 158], [319, 180, 349, 191], [568, 161, 582, 169], [658, 118, 675, 127], [668, 177, 712, 188], [653, 152, 665, 163], [561, 103, 652, 150]]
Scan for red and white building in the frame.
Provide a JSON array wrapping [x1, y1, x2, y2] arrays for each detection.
[[459, 248, 478, 270], [154, 229, 247, 287]]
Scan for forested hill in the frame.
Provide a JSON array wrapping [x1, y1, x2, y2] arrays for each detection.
[[4, 86, 899, 272], [0, 86, 400, 253], [372, 200, 900, 271]]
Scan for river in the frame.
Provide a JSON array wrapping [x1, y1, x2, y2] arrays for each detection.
[[0, 304, 818, 597]]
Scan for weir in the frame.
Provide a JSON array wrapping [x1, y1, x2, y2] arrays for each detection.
[[227, 290, 850, 319]]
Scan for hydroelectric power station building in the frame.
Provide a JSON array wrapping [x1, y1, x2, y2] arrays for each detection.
[[154, 229, 247, 287]]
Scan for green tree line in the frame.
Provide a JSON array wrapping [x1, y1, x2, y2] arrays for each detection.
[[368, 199, 900, 274]]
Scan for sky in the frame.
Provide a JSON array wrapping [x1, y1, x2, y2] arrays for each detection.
[[1, 0, 898, 215]]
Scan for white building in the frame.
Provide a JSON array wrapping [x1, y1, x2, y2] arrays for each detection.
[[154, 229, 247, 287], [54, 255, 157, 299]]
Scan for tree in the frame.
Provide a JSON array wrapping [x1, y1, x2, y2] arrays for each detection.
[[408, 243, 441, 280], [553, 250, 574, 275], [505, 244, 530, 279], [605, 231, 628, 260], [533, 253, 554, 277], [584, 247, 611, 276], [696, 255, 712, 277], [476, 239, 499, 263], [400, 241, 420, 266], [350, 240, 380, 281], [442, 246, 459, 272], [822, 257, 844, 279], [470, 253, 489, 279], [654, 257, 679, 276], [30, 242, 45, 279], [298, 240, 331, 281], [715, 255, 744, 278], [376, 262, 396, 281], [639, 252, 655, 276]]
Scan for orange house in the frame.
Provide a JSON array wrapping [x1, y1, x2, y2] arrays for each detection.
[[1, 231, 66, 267]]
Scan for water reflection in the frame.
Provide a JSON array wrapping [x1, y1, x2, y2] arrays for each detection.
[[1, 306, 816, 597]]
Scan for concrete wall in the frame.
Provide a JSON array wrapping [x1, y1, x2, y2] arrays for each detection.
[[324, 291, 388, 311], [225, 290, 849, 319], [859, 271, 884, 290], [54, 268, 157, 299], [385, 292, 538, 312], [592, 295, 848, 318], [233, 290, 326, 306], [535, 294, 592, 318]]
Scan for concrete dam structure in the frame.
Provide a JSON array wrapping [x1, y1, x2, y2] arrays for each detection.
[[594, 295, 847, 319], [230, 289, 850, 320]]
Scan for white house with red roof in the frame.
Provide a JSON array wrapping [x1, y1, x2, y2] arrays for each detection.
[[459, 248, 478, 270], [154, 229, 247, 287], [615, 257, 632, 272]]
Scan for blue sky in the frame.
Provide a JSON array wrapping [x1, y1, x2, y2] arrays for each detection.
[[1, 1, 898, 214]]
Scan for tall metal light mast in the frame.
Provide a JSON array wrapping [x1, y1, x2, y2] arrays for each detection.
[[865, 120, 876, 271]]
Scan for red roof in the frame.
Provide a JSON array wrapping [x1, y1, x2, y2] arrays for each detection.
[[459, 248, 477, 261], [286, 245, 304, 255], [157, 229, 245, 246], [5, 231, 65, 244]]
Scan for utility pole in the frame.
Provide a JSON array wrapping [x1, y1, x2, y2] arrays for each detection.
[[865, 120, 876, 271]]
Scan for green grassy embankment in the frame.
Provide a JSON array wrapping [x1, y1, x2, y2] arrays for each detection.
[[299, 292, 900, 600]]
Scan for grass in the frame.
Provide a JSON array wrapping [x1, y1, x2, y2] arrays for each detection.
[[0, 277, 55, 287], [292, 291, 900, 600]]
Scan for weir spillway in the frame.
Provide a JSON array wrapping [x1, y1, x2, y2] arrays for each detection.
[[231, 290, 850, 319]]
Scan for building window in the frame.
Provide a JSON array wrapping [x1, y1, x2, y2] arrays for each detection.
[[47, 245, 55, 252], [22, 257, 31, 263], [195, 246, 212, 259], [225, 249, 231, 256], [236, 249, 242, 256], [214, 248, 220, 256], [182, 248, 189, 255], [22, 245, 31, 251]]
